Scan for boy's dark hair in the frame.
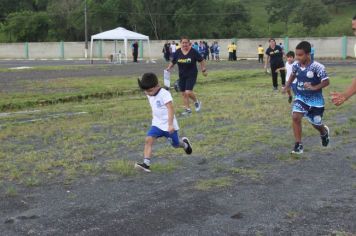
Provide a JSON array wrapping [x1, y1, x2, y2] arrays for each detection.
[[138, 73, 158, 90], [353, 15, 356, 20], [259, 44, 262, 46], [286, 51, 295, 58], [296, 41, 311, 54], [269, 38, 275, 42]]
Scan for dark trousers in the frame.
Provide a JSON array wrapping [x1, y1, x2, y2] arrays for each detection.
[[228, 52, 233, 61], [133, 51, 138, 62], [258, 54, 264, 63], [271, 63, 286, 88], [233, 50, 237, 60]]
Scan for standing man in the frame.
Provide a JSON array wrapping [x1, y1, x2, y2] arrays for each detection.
[[258, 44, 264, 63], [232, 42, 237, 61], [162, 41, 171, 62], [265, 38, 286, 91], [132, 41, 139, 63], [331, 15, 356, 106], [228, 42, 234, 61]]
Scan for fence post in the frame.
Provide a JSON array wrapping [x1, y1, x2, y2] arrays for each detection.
[[284, 36, 289, 52], [60, 41, 64, 59], [99, 40, 103, 58], [24, 42, 29, 59], [341, 36, 347, 60]]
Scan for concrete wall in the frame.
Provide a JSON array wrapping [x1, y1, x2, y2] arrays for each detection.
[[0, 37, 355, 60]]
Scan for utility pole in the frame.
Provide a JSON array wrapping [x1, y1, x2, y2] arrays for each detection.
[[84, 0, 88, 58]]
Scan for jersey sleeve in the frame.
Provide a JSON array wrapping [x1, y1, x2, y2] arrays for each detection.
[[171, 50, 179, 64], [315, 64, 329, 81], [162, 89, 173, 105]]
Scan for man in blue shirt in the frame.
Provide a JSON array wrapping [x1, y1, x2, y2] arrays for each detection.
[[283, 41, 330, 154]]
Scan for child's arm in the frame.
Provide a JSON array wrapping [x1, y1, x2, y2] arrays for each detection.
[[165, 101, 175, 133], [331, 78, 356, 106], [304, 79, 329, 91], [264, 56, 269, 69], [283, 73, 296, 94], [275, 67, 286, 72]]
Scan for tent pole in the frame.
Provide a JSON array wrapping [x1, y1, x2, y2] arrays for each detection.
[[124, 39, 128, 63], [147, 39, 152, 63], [90, 38, 94, 64]]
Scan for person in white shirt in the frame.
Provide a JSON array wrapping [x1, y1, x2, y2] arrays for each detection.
[[135, 73, 192, 172], [169, 41, 177, 60], [276, 51, 297, 103]]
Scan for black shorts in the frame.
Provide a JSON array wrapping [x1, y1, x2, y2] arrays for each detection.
[[178, 75, 197, 91]]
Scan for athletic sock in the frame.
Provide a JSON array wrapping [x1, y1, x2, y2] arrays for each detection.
[[143, 158, 151, 166]]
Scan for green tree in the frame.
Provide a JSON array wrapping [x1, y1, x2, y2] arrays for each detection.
[[1, 10, 50, 42], [265, 0, 301, 33], [294, 0, 330, 34]]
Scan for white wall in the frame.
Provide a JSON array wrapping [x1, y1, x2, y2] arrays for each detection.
[[0, 37, 355, 60]]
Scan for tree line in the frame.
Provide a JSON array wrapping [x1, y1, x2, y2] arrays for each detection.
[[0, 0, 354, 42]]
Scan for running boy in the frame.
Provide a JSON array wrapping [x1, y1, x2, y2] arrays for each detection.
[[276, 51, 297, 103], [135, 73, 192, 172], [283, 41, 330, 154]]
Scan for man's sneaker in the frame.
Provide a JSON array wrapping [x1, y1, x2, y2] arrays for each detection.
[[182, 137, 192, 154], [321, 125, 330, 147], [134, 163, 151, 173], [288, 95, 293, 104], [291, 143, 303, 154], [181, 109, 192, 116], [194, 100, 202, 112], [273, 87, 278, 91]]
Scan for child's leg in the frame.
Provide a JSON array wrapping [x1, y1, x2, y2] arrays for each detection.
[[312, 124, 327, 135], [280, 69, 286, 86], [144, 136, 156, 159], [167, 131, 192, 154], [292, 112, 303, 143]]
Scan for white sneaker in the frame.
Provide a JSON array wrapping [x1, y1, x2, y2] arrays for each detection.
[[194, 100, 202, 112]]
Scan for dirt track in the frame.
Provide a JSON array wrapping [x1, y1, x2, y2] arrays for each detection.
[[0, 60, 355, 235]]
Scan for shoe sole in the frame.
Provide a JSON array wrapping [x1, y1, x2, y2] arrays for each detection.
[[134, 163, 151, 173], [291, 149, 303, 154], [182, 137, 192, 154], [195, 101, 202, 112], [322, 125, 330, 147]]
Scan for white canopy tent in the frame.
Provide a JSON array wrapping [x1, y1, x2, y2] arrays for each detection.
[[90, 27, 151, 63]]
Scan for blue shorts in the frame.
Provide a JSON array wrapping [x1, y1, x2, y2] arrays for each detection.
[[147, 126, 180, 147], [292, 100, 324, 126]]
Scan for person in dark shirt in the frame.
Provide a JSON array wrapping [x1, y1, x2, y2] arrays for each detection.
[[264, 38, 286, 90], [166, 36, 207, 115], [132, 41, 139, 62], [162, 42, 171, 62]]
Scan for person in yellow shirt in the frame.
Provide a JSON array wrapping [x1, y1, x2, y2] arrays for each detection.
[[232, 43, 237, 60], [258, 44, 264, 63], [228, 42, 234, 61]]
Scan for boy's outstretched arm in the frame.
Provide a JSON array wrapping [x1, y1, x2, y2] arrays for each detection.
[[165, 101, 175, 133], [283, 74, 296, 94], [331, 78, 356, 106]]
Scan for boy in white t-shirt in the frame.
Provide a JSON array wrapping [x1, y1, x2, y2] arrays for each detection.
[[135, 73, 192, 172], [276, 51, 297, 103]]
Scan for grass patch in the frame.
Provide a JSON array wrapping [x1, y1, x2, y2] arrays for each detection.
[[106, 160, 137, 177], [194, 177, 232, 191], [230, 167, 262, 180]]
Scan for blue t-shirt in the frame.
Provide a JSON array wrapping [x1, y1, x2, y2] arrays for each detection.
[[292, 61, 329, 107], [172, 48, 204, 78]]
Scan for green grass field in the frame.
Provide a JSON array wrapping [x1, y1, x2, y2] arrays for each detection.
[[0, 67, 355, 193]]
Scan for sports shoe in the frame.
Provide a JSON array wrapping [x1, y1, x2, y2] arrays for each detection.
[[321, 125, 330, 147], [273, 87, 278, 91], [134, 163, 151, 172], [291, 143, 303, 154], [194, 100, 202, 112], [288, 95, 293, 104], [182, 137, 192, 154], [181, 109, 192, 116]]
